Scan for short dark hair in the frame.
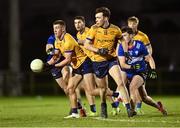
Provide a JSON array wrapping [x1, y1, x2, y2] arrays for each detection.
[[53, 20, 66, 27], [128, 16, 139, 24], [74, 16, 85, 23], [121, 26, 134, 34], [95, 7, 111, 19]]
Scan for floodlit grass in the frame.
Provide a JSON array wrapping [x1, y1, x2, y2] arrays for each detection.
[[0, 96, 180, 127]]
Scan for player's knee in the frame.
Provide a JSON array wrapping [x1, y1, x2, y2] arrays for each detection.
[[68, 88, 75, 95]]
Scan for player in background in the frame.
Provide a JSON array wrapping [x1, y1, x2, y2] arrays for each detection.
[[46, 34, 87, 117], [74, 16, 97, 116], [127, 16, 156, 114], [118, 26, 167, 116], [83, 7, 134, 118]]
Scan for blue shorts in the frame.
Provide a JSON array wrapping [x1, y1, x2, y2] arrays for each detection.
[[92, 58, 118, 78], [73, 57, 93, 75], [50, 67, 63, 79], [50, 56, 65, 79], [127, 71, 148, 81]]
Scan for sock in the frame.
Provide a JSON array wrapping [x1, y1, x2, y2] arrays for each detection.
[[90, 104, 96, 112], [112, 91, 119, 97], [125, 103, 131, 110], [101, 102, 107, 108], [136, 102, 142, 109], [77, 101, 82, 109], [72, 108, 78, 114], [111, 102, 119, 108]]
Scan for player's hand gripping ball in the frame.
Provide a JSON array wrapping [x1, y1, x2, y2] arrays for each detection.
[[30, 59, 44, 73]]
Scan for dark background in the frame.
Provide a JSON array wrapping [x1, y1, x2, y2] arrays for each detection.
[[0, 0, 180, 95]]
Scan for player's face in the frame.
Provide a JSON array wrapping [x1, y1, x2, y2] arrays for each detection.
[[128, 21, 138, 32], [122, 32, 132, 43], [95, 12, 105, 27], [74, 19, 85, 32], [53, 24, 65, 38]]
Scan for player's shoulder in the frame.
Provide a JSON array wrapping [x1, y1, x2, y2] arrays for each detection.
[[137, 31, 148, 38], [110, 24, 120, 29], [85, 27, 90, 31], [64, 33, 74, 39], [64, 33, 76, 43], [90, 24, 98, 29]]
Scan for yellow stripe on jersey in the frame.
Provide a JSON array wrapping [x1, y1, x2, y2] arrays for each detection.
[[55, 33, 87, 69], [87, 24, 122, 62], [133, 31, 150, 46], [77, 27, 94, 58]]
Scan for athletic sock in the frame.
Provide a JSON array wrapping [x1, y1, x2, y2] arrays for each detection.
[[77, 101, 82, 109], [90, 104, 96, 112], [111, 101, 119, 108], [125, 103, 131, 110], [136, 102, 142, 109], [72, 108, 78, 114]]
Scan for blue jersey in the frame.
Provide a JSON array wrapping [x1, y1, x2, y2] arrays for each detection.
[[118, 40, 149, 79], [46, 35, 55, 61], [47, 34, 56, 45]]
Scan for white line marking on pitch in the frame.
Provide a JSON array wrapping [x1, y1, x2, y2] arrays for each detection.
[[93, 117, 180, 124]]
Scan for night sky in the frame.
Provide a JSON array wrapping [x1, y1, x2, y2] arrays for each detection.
[[0, 0, 180, 71]]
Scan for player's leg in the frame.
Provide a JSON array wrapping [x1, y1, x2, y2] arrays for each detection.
[[82, 58, 97, 116], [134, 88, 143, 115], [128, 75, 144, 114], [64, 74, 82, 118], [61, 65, 71, 85], [109, 64, 133, 117], [138, 84, 167, 116], [83, 74, 97, 116], [74, 82, 87, 117], [115, 70, 128, 112]]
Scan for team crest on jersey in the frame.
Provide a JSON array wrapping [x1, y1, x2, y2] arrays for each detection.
[[135, 51, 139, 55]]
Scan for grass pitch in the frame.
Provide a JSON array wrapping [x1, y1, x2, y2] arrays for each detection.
[[0, 96, 180, 127]]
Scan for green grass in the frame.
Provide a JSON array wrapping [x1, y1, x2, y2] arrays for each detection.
[[0, 96, 180, 127]]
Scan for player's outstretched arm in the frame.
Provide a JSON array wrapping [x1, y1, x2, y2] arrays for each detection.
[[55, 52, 72, 68]]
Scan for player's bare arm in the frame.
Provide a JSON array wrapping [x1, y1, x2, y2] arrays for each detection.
[[145, 54, 156, 69], [84, 39, 98, 53], [55, 52, 72, 67]]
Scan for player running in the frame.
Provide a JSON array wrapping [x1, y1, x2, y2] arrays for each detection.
[[128, 16, 156, 114], [46, 34, 87, 117], [84, 7, 133, 118], [46, 20, 97, 118], [118, 26, 167, 116]]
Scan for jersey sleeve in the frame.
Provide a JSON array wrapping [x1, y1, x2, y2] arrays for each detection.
[[118, 44, 125, 56], [116, 27, 122, 40], [142, 34, 150, 46], [64, 35, 75, 53], [140, 43, 149, 56], [47, 35, 55, 45], [86, 25, 96, 41]]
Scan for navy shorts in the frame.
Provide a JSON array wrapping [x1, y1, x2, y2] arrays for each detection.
[[127, 71, 148, 81], [50, 56, 65, 79], [73, 57, 93, 75], [50, 67, 63, 79], [92, 58, 118, 78]]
